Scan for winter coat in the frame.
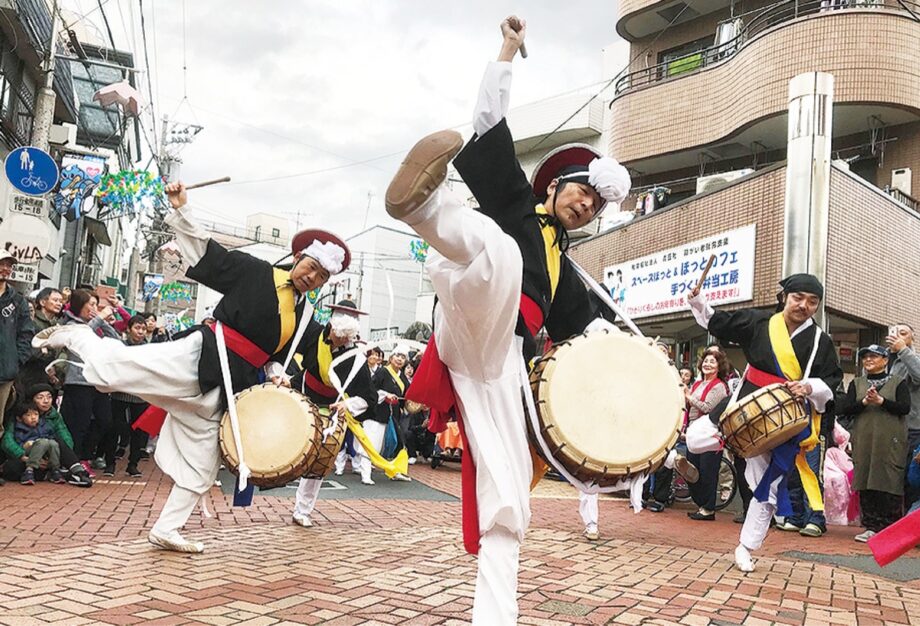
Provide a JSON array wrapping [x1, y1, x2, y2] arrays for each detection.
[[0, 285, 34, 382], [1, 407, 73, 459], [18, 310, 61, 390]]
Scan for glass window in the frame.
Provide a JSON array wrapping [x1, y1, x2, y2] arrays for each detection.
[[271, 228, 280, 238]]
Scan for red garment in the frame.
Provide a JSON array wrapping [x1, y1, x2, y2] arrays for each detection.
[[133, 322, 271, 437], [868, 508, 920, 566], [406, 294, 544, 556], [684, 377, 729, 427], [745, 365, 788, 387], [303, 370, 337, 399]]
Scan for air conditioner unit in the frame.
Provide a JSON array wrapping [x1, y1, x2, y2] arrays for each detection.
[[49, 123, 77, 146], [891, 168, 912, 196], [696, 168, 755, 194]]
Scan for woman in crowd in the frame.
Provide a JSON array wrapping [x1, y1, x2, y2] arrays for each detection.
[[372, 346, 411, 482], [684, 349, 731, 520], [837, 344, 910, 542], [58, 289, 120, 476]]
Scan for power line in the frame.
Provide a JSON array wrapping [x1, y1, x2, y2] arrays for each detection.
[[138, 0, 159, 159]]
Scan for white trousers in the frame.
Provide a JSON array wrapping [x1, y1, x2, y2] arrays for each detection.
[[61, 329, 224, 535], [355, 420, 387, 482], [404, 186, 529, 626], [739, 452, 779, 551], [334, 447, 356, 474], [579, 492, 599, 531], [294, 477, 322, 518]]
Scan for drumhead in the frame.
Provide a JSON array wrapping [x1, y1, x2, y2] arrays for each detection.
[[221, 384, 318, 476], [537, 332, 683, 470]]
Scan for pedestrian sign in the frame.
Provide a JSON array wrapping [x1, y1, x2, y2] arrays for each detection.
[[5, 147, 59, 196]]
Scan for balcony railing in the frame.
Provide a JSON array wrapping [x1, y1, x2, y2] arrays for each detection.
[[885, 186, 919, 212], [614, 0, 920, 95]]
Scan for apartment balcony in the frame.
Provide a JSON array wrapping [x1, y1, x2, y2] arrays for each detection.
[[508, 91, 606, 156], [608, 1, 920, 171], [617, 0, 734, 41]]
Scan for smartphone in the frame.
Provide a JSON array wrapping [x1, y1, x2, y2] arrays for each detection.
[[889, 326, 899, 337]]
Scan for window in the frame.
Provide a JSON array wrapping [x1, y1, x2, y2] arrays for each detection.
[[659, 37, 712, 78], [271, 228, 280, 238]]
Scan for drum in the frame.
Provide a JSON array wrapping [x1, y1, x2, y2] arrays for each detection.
[[302, 408, 348, 479], [528, 331, 684, 486], [719, 382, 809, 458], [219, 383, 322, 489]]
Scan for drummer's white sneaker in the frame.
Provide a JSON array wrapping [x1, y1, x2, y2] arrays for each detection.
[[734, 544, 754, 573], [362, 478, 375, 485], [391, 473, 411, 482], [292, 513, 313, 528], [148, 530, 205, 553], [584, 525, 600, 541]]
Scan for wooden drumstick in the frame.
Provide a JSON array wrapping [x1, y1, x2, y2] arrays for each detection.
[[694, 254, 717, 293], [185, 176, 231, 190], [507, 16, 528, 59]]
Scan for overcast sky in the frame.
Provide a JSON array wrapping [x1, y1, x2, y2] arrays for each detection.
[[65, 1, 625, 241]]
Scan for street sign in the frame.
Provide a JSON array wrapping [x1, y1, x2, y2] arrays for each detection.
[[6, 193, 46, 218], [5, 147, 60, 196], [8, 263, 36, 284]]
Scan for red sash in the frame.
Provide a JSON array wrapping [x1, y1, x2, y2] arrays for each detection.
[[133, 322, 271, 436], [303, 370, 337, 400], [745, 364, 788, 387], [406, 294, 544, 555]]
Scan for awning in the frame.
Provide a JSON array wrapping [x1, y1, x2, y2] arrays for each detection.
[[83, 217, 111, 246]]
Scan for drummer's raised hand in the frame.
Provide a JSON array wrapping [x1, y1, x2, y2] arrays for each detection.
[[689, 284, 701, 300], [165, 181, 188, 210], [786, 380, 812, 398], [498, 16, 526, 62]]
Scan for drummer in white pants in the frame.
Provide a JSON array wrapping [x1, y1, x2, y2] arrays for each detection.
[[384, 17, 630, 624], [685, 275, 842, 572], [34, 182, 350, 553]]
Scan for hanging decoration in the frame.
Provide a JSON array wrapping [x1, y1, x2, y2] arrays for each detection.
[[54, 154, 107, 221], [158, 281, 193, 303], [304, 288, 332, 325], [95, 170, 166, 218], [142, 274, 164, 302], [409, 238, 430, 263], [164, 311, 195, 335]]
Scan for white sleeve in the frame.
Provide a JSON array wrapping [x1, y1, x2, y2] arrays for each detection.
[[164, 206, 210, 267], [263, 361, 285, 380], [805, 377, 833, 413], [688, 293, 715, 330], [377, 389, 389, 404], [344, 396, 368, 418], [584, 317, 622, 334], [472, 61, 512, 137]]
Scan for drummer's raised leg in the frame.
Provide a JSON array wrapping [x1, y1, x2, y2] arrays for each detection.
[[736, 452, 779, 572]]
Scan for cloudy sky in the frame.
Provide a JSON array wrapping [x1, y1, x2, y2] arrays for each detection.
[[66, 1, 626, 239]]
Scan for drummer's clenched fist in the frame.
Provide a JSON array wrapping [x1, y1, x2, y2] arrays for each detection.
[[786, 380, 812, 398], [270, 375, 291, 388], [165, 181, 188, 210], [498, 16, 526, 62]]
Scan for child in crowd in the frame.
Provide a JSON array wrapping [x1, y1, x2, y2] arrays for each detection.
[[1, 384, 92, 486], [12, 403, 63, 485]]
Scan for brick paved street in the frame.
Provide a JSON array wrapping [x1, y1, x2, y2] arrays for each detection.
[[1, 460, 918, 625]]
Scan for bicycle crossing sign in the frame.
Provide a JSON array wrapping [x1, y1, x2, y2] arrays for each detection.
[[5, 147, 59, 196]]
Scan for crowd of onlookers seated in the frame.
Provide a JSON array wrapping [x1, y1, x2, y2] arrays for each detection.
[[0, 272, 174, 488]]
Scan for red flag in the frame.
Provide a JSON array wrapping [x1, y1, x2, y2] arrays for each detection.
[[132, 405, 168, 436], [868, 508, 920, 566]]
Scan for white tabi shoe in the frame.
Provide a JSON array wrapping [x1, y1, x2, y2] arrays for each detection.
[[584, 526, 600, 541], [361, 478, 375, 485], [734, 544, 755, 573], [31, 324, 91, 350], [292, 513, 313, 528], [148, 530, 205, 553], [391, 473, 411, 482]]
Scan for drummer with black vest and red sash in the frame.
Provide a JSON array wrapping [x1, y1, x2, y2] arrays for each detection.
[[284, 300, 377, 528], [32, 182, 351, 554], [686, 273, 842, 572], [384, 17, 632, 624]]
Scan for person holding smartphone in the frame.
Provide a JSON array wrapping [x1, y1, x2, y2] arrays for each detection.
[[886, 323, 920, 510]]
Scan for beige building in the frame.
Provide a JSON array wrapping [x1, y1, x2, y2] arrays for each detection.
[[569, 0, 920, 374]]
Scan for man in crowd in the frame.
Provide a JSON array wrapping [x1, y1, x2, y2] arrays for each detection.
[[111, 315, 153, 478], [19, 287, 63, 390], [0, 250, 34, 436], [887, 323, 920, 510]]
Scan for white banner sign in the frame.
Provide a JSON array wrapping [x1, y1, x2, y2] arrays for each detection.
[[0, 213, 52, 265], [8, 193, 46, 218], [8, 263, 36, 284], [603, 224, 756, 320]]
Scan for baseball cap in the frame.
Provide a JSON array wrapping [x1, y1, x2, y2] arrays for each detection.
[[857, 344, 889, 360], [0, 250, 16, 264]]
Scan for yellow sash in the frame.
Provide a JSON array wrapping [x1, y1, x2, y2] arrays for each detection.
[[316, 333, 333, 387], [272, 268, 297, 355], [384, 365, 405, 393], [342, 401, 409, 479], [767, 313, 824, 511], [535, 204, 561, 300]]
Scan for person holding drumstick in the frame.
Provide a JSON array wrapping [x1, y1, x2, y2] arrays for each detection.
[[32, 182, 350, 553], [686, 274, 842, 572], [284, 300, 377, 528], [384, 16, 631, 623]]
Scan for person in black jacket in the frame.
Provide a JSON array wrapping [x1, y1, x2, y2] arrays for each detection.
[[371, 345, 411, 483], [0, 251, 34, 443]]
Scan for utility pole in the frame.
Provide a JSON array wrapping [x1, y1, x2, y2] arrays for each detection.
[[30, 0, 59, 151]]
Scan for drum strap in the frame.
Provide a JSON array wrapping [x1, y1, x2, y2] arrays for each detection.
[[215, 321, 251, 492]]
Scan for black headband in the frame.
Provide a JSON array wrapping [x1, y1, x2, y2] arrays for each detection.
[[779, 273, 824, 300]]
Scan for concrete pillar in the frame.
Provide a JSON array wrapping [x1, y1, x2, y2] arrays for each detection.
[[782, 72, 834, 328]]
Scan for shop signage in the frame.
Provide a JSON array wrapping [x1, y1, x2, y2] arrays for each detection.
[[603, 224, 756, 320], [8, 263, 36, 284], [7, 193, 46, 218], [0, 213, 53, 264]]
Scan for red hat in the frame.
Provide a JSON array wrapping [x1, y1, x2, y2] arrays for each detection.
[[530, 143, 603, 197], [291, 229, 351, 274]]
